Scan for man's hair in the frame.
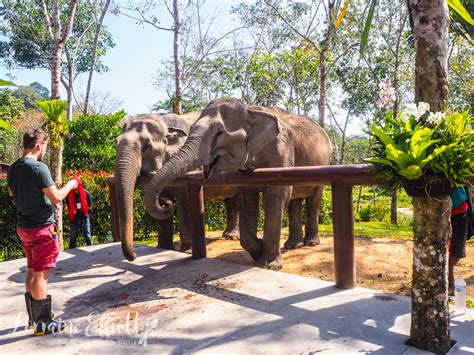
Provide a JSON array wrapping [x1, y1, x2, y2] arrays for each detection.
[[23, 128, 49, 149]]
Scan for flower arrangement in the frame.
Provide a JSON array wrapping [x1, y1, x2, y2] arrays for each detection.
[[367, 101, 473, 196]]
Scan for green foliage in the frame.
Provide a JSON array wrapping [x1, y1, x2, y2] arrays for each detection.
[[0, 79, 17, 86], [13, 84, 48, 109], [0, 179, 23, 261], [360, 0, 377, 54], [36, 99, 67, 148], [63, 111, 125, 171], [367, 105, 474, 189], [356, 203, 388, 222], [433, 111, 474, 182], [0, 89, 25, 123], [0, 1, 114, 76]]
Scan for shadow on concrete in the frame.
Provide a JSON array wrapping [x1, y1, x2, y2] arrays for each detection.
[[4, 243, 466, 353]]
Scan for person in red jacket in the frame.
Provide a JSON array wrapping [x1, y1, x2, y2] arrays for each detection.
[[449, 186, 473, 295], [66, 179, 93, 248]]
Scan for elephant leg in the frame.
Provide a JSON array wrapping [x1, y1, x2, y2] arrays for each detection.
[[176, 188, 191, 252], [155, 216, 175, 250], [304, 186, 324, 246], [222, 195, 240, 240], [238, 188, 262, 262], [261, 186, 292, 270], [284, 198, 304, 249]]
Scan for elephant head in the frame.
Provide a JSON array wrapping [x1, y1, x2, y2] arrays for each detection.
[[144, 98, 282, 220], [114, 113, 196, 261]]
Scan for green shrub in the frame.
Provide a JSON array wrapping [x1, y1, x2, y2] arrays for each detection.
[[63, 111, 125, 171], [0, 179, 24, 260], [356, 204, 388, 222]]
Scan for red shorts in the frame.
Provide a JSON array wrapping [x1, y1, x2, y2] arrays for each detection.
[[17, 224, 60, 272]]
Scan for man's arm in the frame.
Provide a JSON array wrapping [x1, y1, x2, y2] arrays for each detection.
[[43, 179, 78, 205], [8, 187, 13, 197]]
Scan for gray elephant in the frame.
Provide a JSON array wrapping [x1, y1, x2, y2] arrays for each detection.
[[144, 98, 332, 269], [114, 112, 239, 262]]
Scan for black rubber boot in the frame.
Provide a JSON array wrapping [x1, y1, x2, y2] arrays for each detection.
[[24, 293, 34, 329], [30, 295, 66, 336], [25, 293, 55, 329]]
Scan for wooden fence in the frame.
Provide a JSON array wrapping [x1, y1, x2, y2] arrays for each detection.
[[107, 163, 380, 290]]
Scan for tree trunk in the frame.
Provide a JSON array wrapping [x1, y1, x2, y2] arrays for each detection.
[[172, 0, 182, 115], [84, 0, 111, 115], [49, 142, 65, 250], [410, 0, 449, 114], [390, 189, 398, 225], [50, 43, 63, 99], [407, 0, 450, 351], [410, 196, 451, 353], [41, 0, 78, 249]]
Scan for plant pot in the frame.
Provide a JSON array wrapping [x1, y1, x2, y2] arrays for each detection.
[[403, 178, 457, 197]]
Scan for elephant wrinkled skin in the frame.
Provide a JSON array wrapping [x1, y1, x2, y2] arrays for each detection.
[[114, 112, 239, 262], [144, 98, 332, 269]]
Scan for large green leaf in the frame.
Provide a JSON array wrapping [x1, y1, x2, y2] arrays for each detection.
[[0, 79, 17, 87], [360, 0, 377, 54], [448, 0, 474, 25], [399, 165, 423, 180], [36, 99, 67, 122], [418, 144, 457, 169], [366, 156, 397, 169], [370, 123, 396, 146], [409, 127, 436, 160], [0, 119, 12, 131], [385, 144, 413, 169]]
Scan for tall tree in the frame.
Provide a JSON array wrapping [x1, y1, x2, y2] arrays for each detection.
[[122, 0, 245, 113], [262, 0, 343, 128], [407, 0, 452, 352], [83, 0, 112, 114], [39, 0, 78, 98]]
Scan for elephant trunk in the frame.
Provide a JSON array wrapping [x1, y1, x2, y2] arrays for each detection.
[[145, 135, 203, 219], [114, 144, 141, 261]]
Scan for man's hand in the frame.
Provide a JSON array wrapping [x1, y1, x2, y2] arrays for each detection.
[[43, 179, 79, 205], [67, 179, 79, 190]]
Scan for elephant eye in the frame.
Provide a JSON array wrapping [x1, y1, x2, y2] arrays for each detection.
[[142, 141, 152, 151]]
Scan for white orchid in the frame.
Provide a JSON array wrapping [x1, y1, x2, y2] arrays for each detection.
[[402, 102, 430, 120], [417, 102, 430, 118], [427, 111, 445, 125]]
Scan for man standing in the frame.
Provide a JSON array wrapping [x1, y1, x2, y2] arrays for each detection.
[[67, 180, 93, 248], [7, 128, 78, 336]]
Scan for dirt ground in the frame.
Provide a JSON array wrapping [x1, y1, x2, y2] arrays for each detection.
[[202, 231, 474, 300]]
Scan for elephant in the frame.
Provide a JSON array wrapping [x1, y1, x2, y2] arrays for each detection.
[[143, 98, 332, 269], [114, 112, 239, 262]]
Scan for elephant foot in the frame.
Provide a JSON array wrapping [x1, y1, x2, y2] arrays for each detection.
[[222, 230, 240, 240], [258, 255, 283, 271], [179, 242, 191, 252], [304, 236, 321, 246], [283, 240, 304, 249]]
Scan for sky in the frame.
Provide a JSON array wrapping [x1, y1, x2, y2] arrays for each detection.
[[2, 0, 240, 116]]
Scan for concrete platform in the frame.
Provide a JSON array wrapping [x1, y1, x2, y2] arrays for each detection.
[[0, 242, 473, 354]]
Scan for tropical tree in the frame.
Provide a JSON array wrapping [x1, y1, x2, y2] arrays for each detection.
[[36, 99, 68, 248]]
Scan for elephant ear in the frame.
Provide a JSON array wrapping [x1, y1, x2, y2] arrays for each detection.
[[246, 109, 281, 157], [165, 126, 188, 161]]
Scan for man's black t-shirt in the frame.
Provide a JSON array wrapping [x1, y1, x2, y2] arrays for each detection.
[[7, 157, 55, 228]]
